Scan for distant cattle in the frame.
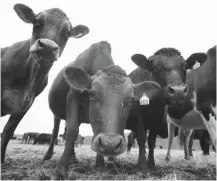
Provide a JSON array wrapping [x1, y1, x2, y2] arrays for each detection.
[[22, 132, 39, 144], [1, 3, 89, 163], [75, 134, 84, 147], [44, 41, 162, 179], [166, 46, 216, 161], [33, 133, 54, 145]]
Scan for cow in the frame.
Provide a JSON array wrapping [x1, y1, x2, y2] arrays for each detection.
[[22, 132, 30, 143], [189, 129, 213, 156], [166, 46, 216, 161], [75, 134, 84, 147], [44, 41, 162, 179], [1, 3, 89, 163], [125, 48, 190, 170], [33, 133, 53, 144]]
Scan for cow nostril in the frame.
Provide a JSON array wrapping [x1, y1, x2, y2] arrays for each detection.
[[38, 40, 44, 48], [99, 137, 104, 148], [168, 85, 175, 95], [116, 139, 122, 149]]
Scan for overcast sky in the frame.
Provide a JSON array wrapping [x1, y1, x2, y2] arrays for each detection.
[[1, 0, 216, 136]]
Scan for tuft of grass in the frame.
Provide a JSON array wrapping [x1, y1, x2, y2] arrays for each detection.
[[1, 140, 216, 180]]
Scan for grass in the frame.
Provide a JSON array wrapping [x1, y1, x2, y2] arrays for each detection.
[[1, 140, 216, 180]]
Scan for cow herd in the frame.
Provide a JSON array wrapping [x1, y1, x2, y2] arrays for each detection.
[[1, 3, 216, 180]]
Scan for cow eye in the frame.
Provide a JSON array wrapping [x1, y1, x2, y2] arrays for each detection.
[[63, 29, 72, 38], [183, 63, 189, 70], [153, 66, 162, 72], [33, 19, 40, 26]]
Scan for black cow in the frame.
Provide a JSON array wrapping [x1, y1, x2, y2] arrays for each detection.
[[127, 48, 190, 169], [1, 3, 89, 163], [33, 133, 53, 144], [189, 130, 212, 156], [166, 46, 216, 161], [45, 41, 162, 179]]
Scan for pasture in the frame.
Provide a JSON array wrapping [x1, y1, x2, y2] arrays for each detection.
[[1, 140, 216, 180]]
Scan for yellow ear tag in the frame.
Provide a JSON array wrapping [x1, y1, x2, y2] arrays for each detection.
[[139, 93, 150, 105]]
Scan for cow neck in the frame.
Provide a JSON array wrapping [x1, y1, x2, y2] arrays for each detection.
[[28, 54, 53, 89]]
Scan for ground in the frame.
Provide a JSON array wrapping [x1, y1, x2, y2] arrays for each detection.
[[1, 140, 216, 180]]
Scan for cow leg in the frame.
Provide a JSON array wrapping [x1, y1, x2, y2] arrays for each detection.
[[95, 154, 105, 168], [200, 136, 209, 155], [51, 94, 79, 180], [136, 118, 148, 172], [195, 107, 216, 150], [188, 130, 195, 157], [1, 111, 27, 163], [183, 129, 193, 160], [71, 143, 78, 163], [43, 116, 61, 161], [147, 130, 157, 169], [165, 119, 176, 161]]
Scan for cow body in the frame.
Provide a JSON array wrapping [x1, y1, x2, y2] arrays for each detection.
[[47, 41, 162, 179], [129, 48, 191, 169], [33, 133, 53, 144], [166, 46, 216, 161], [1, 3, 89, 163]]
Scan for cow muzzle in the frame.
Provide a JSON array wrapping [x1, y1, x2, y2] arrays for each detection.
[[30, 39, 60, 63], [91, 133, 126, 156], [167, 84, 188, 104]]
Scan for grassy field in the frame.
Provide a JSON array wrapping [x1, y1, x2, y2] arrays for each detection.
[[1, 140, 216, 180]]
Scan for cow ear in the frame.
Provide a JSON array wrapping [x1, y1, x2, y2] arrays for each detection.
[[133, 81, 162, 103], [185, 53, 207, 69], [69, 24, 90, 38], [131, 54, 152, 71], [14, 4, 36, 23], [64, 65, 92, 93]]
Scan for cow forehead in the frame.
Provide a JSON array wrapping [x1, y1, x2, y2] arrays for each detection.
[[152, 55, 185, 67], [92, 73, 133, 95], [37, 9, 68, 22]]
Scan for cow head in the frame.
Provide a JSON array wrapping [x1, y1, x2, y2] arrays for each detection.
[[14, 3, 89, 63], [64, 65, 161, 156], [131, 48, 191, 109]]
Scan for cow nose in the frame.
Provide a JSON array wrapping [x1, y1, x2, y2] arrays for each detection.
[[37, 39, 59, 51], [168, 84, 188, 96], [91, 133, 126, 156]]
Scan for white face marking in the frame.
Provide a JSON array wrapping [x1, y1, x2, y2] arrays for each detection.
[[121, 103, 124, 107]]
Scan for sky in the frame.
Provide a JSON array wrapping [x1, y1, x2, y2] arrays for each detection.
[[0, 0, 216, 136]]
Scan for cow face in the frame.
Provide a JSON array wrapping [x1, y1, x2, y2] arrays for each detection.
[[14, 4, 89, 63], [64, 65, 161, 156], [131, 48, 190, 107]]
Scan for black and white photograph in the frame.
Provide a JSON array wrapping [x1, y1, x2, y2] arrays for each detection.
[[1, 0, 216, 180]]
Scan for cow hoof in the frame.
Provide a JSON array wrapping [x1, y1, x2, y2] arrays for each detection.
[[135, 163, 148, 173], [43, 154, 52, 161], [165, 156, 171, 162], [184, 156, 192, 160], [148, 161, 156, 169], [51, 175, 65, 180]]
